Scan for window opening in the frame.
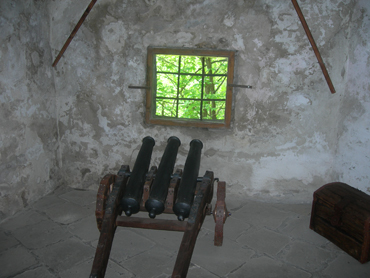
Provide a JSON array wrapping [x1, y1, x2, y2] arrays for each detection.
[[146, 47, 235, 128]]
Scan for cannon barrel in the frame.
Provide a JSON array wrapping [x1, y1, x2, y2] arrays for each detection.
[[173, 139, 203, 221], [145, 136, 181, 218], [121, 136, 155, 216]]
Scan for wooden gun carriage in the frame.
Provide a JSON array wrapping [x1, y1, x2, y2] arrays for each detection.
[[90, 136, 228, 278]]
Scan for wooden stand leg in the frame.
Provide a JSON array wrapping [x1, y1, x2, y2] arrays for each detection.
[[213, 181, 228, 246], [90, 168, 223, 278], [90, 166, 130, 278], [96, 174, 116, 231], [89, 220, 117, 278], [172, 171, 214, 278]]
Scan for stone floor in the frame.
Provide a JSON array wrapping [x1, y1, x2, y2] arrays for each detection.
[[1, 186, 370, 278]]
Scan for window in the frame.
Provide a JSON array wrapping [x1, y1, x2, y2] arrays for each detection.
[[145, 47, 235, 128]]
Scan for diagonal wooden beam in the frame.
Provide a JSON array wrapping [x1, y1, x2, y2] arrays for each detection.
[[52, 0, 98, 67], [291, 0, 336, 94]]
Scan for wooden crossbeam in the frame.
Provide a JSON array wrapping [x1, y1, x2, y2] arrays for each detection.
[[52, 0, 98, 67], [291, 0, 336, 94]]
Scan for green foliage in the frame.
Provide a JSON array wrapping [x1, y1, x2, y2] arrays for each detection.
[[155, 54, 228, 121]]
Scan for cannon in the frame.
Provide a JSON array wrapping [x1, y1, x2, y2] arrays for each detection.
[[91, 137, 229, 278], [173, 139, 203, 221], [145, 136, 181, 218], [121, 136, 155, 216]]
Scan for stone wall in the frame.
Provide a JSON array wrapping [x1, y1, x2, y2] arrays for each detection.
[[0, 1, 59, 220], [50, 0, 361, 203], [335, 0, 370, 193], [1, 0, 369, 220]]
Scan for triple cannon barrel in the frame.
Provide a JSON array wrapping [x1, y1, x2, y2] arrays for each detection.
[[173, 139, 203, 221], [145, 136, 181, 219], [121, 136, 155, 216]]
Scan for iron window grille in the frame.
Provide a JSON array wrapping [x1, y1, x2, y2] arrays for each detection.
[[145, 47, 235, 128]]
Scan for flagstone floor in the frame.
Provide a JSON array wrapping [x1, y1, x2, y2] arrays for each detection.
[[1, 186, 369, 278]]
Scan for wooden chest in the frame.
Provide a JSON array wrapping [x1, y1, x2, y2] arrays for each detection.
[[310, 182, 370, 263]]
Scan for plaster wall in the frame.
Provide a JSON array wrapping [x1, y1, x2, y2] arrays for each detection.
[[50, 0, 365, 202], [335, 0, 370, 193], [1, 0, 370, 220], [0, 1, 59, 220]]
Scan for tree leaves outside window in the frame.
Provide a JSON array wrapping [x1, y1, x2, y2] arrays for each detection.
[[155, 54, 229, 121]]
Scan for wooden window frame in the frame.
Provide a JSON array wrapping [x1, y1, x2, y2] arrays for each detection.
[[145, 47, 235, 128]]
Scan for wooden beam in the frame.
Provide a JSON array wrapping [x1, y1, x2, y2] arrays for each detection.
[[291, 0, 336, 94], [52, 0, 98, 67]]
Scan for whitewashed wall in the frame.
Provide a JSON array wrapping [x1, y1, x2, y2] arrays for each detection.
[[335, 0, 370, 193], [1, 0, 369, 220], [49, 0, 370, 202], [0, 1, 58, 220]]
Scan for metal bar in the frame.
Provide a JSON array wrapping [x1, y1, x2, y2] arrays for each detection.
[[176, 56, 181, 118], [128, 85, 151, 89], [157, 71, 227, 77], [156, 97, 226, 101], [228, 84, 252, 89], [200, 57, 205, 121], [52, 0, 98, 67], [291, 0, 336, 94]]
